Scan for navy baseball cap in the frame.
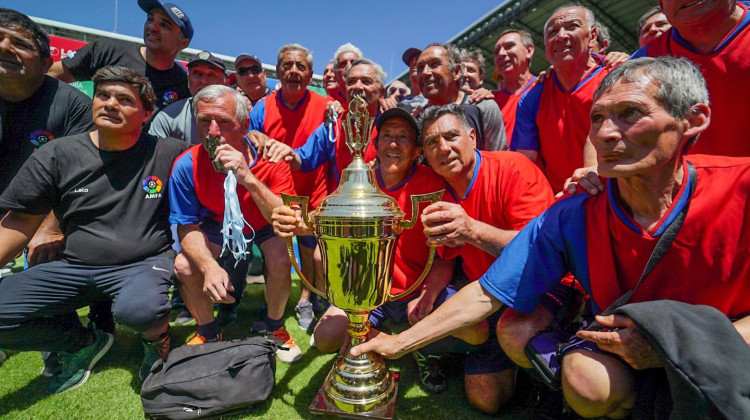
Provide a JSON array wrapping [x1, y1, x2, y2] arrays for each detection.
[[188, 51, 226, 72], [138, 0, 194, 40], [376, 107, 419, 139], [402, 47, 422, 66]]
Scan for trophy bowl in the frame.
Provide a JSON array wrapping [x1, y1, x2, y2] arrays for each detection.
[[280, 96, 443, 419]]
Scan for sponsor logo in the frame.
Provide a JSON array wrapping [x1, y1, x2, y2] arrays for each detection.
[[143, 175, 163, 199], [198, 51, 210, 60], [151, 266, 170, 273], [170, 6, 185, 19], [163, 90, 178, 104], [30, 129, 55, 148], [73, 187, 89, 193]]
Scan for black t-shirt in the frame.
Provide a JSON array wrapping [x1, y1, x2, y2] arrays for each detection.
[[62, 38, 190, 112], [0, 132, 188, 265], [0, 76, 94, 195]]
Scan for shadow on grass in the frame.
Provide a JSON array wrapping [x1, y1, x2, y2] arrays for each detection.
[[0, 375, 54, 417]]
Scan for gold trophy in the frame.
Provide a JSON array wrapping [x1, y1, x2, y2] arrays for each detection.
[[281, 96, 443, 419]]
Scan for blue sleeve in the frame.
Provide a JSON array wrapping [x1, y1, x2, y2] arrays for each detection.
[[168, 153, 202, 225], [248, 99, 266, 133], [295, 122, 333, 173], [630, 46, 647, 59], [478, 194, 591, 314], [509, 84, 544, 151]]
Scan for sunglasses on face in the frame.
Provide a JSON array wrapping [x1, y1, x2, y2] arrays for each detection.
[[237, 65, 263, 76], [389, 87, 407, 96]]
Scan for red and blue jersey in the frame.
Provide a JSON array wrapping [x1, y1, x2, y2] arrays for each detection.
[[631, 1, 750, 157], [492, 75, 537, 144], [249, 89, 330, 207], [295, 111, 378, 188], [511, 55, 610, 193], [168, 139, 295, 234], [438, 150, 554, 282], [377, 164, 446, 298], [479, 155, 750, 319]]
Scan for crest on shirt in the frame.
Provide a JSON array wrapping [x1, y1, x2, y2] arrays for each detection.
[[143, 175, 163, 199], [163, 91, 179, 104], [30, 129, 55, 148]]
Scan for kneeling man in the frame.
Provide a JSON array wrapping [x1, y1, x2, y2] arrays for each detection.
[[168, 85, 301, 363], [0, 66, 187, 392]]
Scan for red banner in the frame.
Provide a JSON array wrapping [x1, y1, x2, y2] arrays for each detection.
[[49, 35, 88, 62]]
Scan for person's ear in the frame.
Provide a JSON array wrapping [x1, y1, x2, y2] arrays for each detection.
[[682, 103, 710, 139]]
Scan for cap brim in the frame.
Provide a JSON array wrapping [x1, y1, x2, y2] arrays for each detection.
[[402, 48, 422, 66], [376, 107, 420, 138], [188, 59, 225, 72], [235, 54, 261, 67]]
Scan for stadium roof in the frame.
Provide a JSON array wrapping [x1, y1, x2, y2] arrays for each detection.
[[397, 0, 656, 87]]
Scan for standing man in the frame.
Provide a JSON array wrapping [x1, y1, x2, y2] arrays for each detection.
[[149, 50, 227, 145], [248, 43, 330, 330], [416, 43, 506, 151], [234, 53, 270, 109], [169, 85, 302, 364], [459, 48, 486, 91], [322, 60, 339, 99], [399, 47, 428, 114], [47, 0, 193, 113], [0, 66, 188, 392], [328, 43, 363, 108], [417, 105, 554, 413], [511, 4, 610, 193], [637, 7, 671, 47], [491, 29, 538, 142]]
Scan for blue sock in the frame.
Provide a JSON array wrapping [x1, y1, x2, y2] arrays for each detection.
[[197, 320, 219, 339], [265, 316, 284, 332]]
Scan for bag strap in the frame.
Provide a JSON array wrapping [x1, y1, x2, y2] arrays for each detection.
[[588, 162, 697, 328]]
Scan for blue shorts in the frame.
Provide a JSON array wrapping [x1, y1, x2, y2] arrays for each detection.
[[297, 235, 317, 249], [464, 309, 515, 375], [368, 284, 457, 329], [200, 219, 275, 247]]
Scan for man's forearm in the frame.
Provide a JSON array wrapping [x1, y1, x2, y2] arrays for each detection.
[[396, 281, 502, 353], [469, 220, 519, 258], [0, 211, 46, 266]]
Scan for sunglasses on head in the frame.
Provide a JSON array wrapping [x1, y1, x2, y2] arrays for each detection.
[[237, 65, 263, 76], [388, 87, 407, 95]]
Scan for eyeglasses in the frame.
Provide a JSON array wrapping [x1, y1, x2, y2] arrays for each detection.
[[236, 65, 263, 76], [388, 87, 407, 96]]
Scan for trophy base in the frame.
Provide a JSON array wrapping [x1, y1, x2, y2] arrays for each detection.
[[308, 372, 399, 419]]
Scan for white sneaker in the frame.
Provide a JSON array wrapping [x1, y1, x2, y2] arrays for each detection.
[[266, 327, 302, 364]]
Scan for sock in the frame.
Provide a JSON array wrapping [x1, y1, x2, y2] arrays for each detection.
[[197, 320, 219, 339], [265, 315, 284, 332]]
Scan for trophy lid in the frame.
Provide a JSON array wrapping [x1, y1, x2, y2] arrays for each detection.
[[313, 96, 404, 222]]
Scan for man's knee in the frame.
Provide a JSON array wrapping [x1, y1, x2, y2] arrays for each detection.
[[464, 369, 516, 414], [173, 253, 197, 285], [260, 238, 291, 278], [112, 294, 170, 333], [312, 307, 348, 354], [498, 306, 555, 369], [561, 349, 635, 418]]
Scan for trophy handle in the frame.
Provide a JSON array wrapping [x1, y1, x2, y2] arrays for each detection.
[[400, 190, 444, 230], [281, 194, 326, 298], [389, 189, 444, 301]]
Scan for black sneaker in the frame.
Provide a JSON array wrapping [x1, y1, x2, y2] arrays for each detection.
[[251, 304, 268, 333], [412, 350, 447, 393], [140, 331, 170, 381]]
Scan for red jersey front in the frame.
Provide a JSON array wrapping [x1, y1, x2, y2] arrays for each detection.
[[439, 150, 554, 281], [492, 75, 537, 144], [378, 164, 446, 297], [636, 2, 750, 157]]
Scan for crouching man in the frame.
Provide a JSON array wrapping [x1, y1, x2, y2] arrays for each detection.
[[0, 66, 187, 392], [352, 57, 750, 419], [168, 85, 302, 364]]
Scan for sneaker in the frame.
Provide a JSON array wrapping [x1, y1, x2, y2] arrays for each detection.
[[45, 330, 114, 394], [139, 332, 170, 381], [266, 327, 302, 364], [295, 301, 315, 330], [311, 295, 330, 315], [186, 331, 222, 346], [40, 351, 62, 377], [309, 334, 316, 348], [216, 305, 238, 327], [172, 309, 196, 326], [0, 350, 6, 365], [251, 304, 268, 334], [412, 350, 447, 394]]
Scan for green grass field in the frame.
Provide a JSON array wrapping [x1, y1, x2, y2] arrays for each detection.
[[0, 278, 538, 419]]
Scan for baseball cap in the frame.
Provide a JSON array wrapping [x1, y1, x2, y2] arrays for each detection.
[[138, 0, 194, 40], [376, 107, 419, 139], [188, 51, 226, 72], [235, 53, 262, 67], [402, 47, 422, 66]]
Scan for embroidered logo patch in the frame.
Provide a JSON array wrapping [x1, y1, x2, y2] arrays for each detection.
[[30, 130, 55, 148], [143, 176, 163, 199], [163, 90, 178, 104]]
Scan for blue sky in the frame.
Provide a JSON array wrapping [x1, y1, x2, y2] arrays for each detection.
[[6, 0, 502, 82]]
